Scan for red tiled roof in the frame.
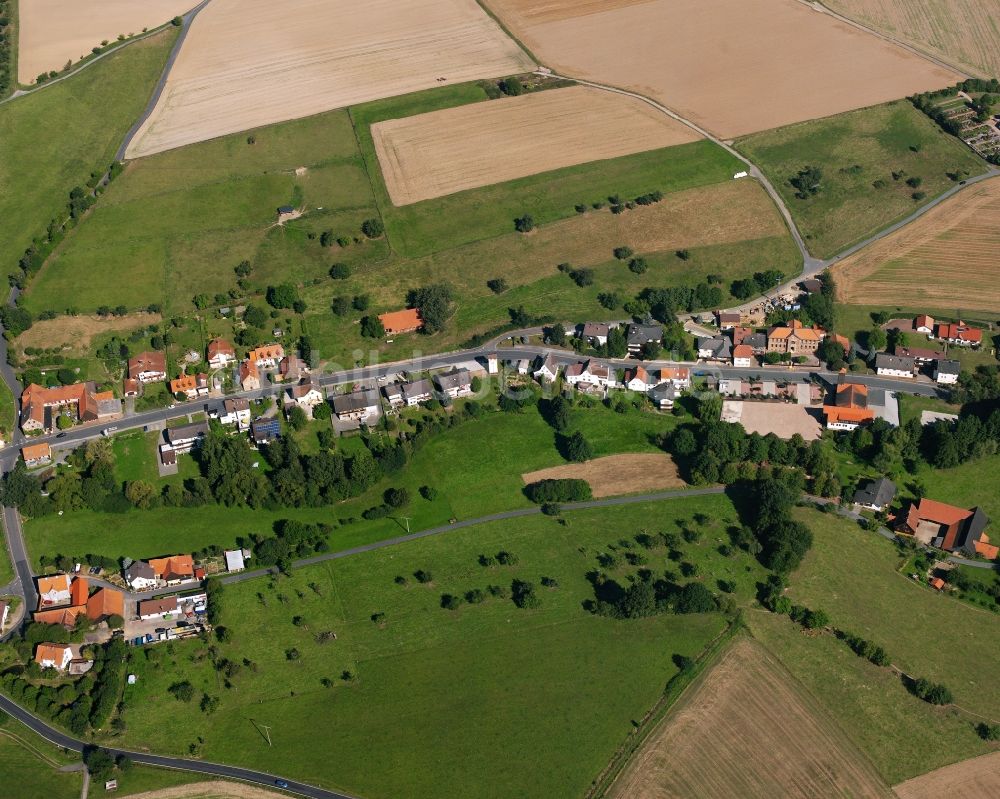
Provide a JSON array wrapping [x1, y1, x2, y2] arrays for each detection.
[[378, 308, 423, 334]]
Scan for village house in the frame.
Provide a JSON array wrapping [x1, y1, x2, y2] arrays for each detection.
[[251, 417, 281, 446], [165, 422, 208, 455], [581, 322, 611, 347], [625, 366, 655, 392], [138, 596, 180, 621], [382, 383, 405, 408], [86, 587, 125, 623], [433, 368, 473, 399], [34, 643, 73, 672], [715, 311, 740, 330], [36, 574, 73, 608], [0, 600, 8, 631], [914, 315, 935, 334], [277, 355, 308, 383], [402, 379, 434, 407], [148, 554, 196, 585], [239, 360, 261, 391], [207, 338, 236, 370], [934, 321, 982, 347], [128, 351, 167, 383], [20, 381, 117, 433], [696, 336, 731, 361], [287, 378, 324, 409], [852, 477, 896, 512], [658, 367, 691, 390], [378, 308, 423, 336], [895, 345, 943, 364], [626, 323, 662, 354], [648, 381, 678, 409], [766, 320, 824, 355], [169, 373, 209, 399], [564, 360, 614, 390], [823, 383, 875, 431], [21, 442, 51, 467], [732, 344, 754, 368], [934, 359, 960, 385], [33, 604, 86, 627], [218, 398, 251, 429], [532, 355, 560, 383], [896, 499, 997, 559], [123, 378, 140, 398], [332, 388, 380, 422], [124, 560, 157, 591], [800, 278, 822, 294], [248, 344, 285, 369], [874, 353, 915, 379]]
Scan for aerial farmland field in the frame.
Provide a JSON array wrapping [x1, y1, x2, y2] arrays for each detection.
[[16, 0, 195, 83], [836, 175, 1000, 313], [481, 0, 960, 138], [125, 0, 534, 158], [372, 85, 699, 205], [893, 752, 1000, 799]]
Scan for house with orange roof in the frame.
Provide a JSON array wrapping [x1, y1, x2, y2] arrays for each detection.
[[248, 345, 284, 368], [732, 344, 754, 368], [207, 338, 236, 370], [33, 605, 86, 628], [934, 321, 982, 347], [766, 320, 825, 355], [86, 587, 125, 622], [36, 574, 72, 607], [822, 383, 875, 431], [34, 643, 72, 672], [239, 360, 260, 391], [147, 554, 195, 584], [169, 373, 209, 399], [914, 315, 935, 334], [896, 499, 996, 559], [127, 351, 167, 383], [21, 442, 51, 467], [658, 367, 691, 389], [20, 381, 107, 433], [378, 308, 423, 336], [929, 577, 946, 591]]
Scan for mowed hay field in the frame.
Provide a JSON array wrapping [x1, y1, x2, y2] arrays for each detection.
[[481, 0, 960, 138], [837, 176, 1000, 313], [825, 0, 1000, 77], [17, 0, 195, 83], [125, 0, 533, 158], [893, 752, 1000, 799], [373, 86, 699, 205], [521, 453, 684, 498], [609, 637, 889, 799]]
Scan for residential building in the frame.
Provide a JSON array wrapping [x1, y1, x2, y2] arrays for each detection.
[[239, 360, 261, 392], [21, 442, 51, 467], [165, 422, 208, 454], [332, 388, 380, 421], [715, 311, 740, 329], [0, 600, 7, 630], [486, 353, 498, 374], [207, 338, 236, 370], [382, 383, 405, 408], [626, 323, 662, 354], [732, 344, 754, 368], [934, 359, 960, 385], [581, 322, 610, 347], [822, 383, 875, 431], [874, 353, 915, 378], [658, 367, 691, 389], [532, 355, 559, 383], [251, 417, 281, 445], [34, 643, 73, 672], [86, 587, 124, 623], [248, 344, 285, 368], [895, 345, 943, 364], [169, 373, 209, 399], [513, 359, 530, 375], [33, 605, 86, 627], [20, 381, 110, 433], [218, 398, 251, 429], [852, 477, 896, 512], [648, 382, 677, 409], [224, 550, 245, 573], [434, 368, 473, 399], [124, 561, 157, 590], [123, 379, 140, 398], [914, 315, 935, 334], [127, 351, 167, 383], [277, 356, 308, 383], [36, 574, 72, 607], [138, 597, 180, 621], [766, 320, 825, 355], [896, 499, 997, 559], [625, 366, 655, 392], [378, 308, 423, 335], [287, 378, 324, 409], [800, 278, 822, 294], [934, 321, 982, 347], [696, 336, 731, 361], [148, 554, 195, 584], [564, 360, 613, 390], [402, 379, 434, 407]]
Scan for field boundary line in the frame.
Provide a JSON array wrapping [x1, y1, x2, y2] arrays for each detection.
[[473, 0, 542, 68], [0, 727, 64, 766], [346, 107, 394, 255]]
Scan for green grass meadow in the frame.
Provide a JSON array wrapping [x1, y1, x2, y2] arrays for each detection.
[[115, 493, 755, 798], [737, 101, 987, 258], [0, 731, 80, 799]]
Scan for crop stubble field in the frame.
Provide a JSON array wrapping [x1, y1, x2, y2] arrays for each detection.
[[481, 0, 960, 138], [372, 86, 699, 205], [17, 0, 196, 83], [892, 752, 1000, 799], [836, 175, 1000, 312], [520, 453, 684, 498], [608, 637, 889, 798], [126, 0, 534, 158]]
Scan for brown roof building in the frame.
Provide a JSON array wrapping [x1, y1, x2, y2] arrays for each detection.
[[127, 351, 167, 382], [766, 320, 825, 355], [378, 308, 423, 335]]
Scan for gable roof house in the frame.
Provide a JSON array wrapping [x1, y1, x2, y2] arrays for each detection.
[[894, 345, 943, 363], [86, 587, 125, 622], [934, 359, 961, 385], [934, 321, 982, 347], [124, 560, 157, 590], [332, 388, 380, 421], [581, 322, 611, 347], [896, 499, 997, 559], [533, 355, 560, 383], [378, 308, 423, 336], [248, 344, 285, 368], [287, 378, 324, 408], [34, 643, 73, 672], [36, 574, 72, 607], [165, 421, 209, 454], [625, 366, 654, 392], [251, 417, 281, 445], [277, 355, 308, 383], [21, 442, 51, 467], [715, 311, 740, 329], [433, 368, 473, 399], [138, 596, 180, 621], [626, 323, 662, 354], [20, 382, 104, 433], [658, 366, 691, 389], [766, 320, 825, 354], [402, 379, 434, 407], [148, 554, 195, 584], [218, 398, 251, 429], [207, 338, 236, 369], [382, 382, 405, 408], [696, 336, 731, 361], [732, 344, 754, 367], [648, 381, 678, 409], [169, 373, 209, 398], [914, 315, 935, 334], [874, 352, 915, 378], [852, 477, 896, 511], [823, 383, 875, 431], [564, 360, 613, 390], [239, 360, 261, 392], [127, 351, 167, 383]]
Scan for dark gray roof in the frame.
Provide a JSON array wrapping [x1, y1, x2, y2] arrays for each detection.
[[742, 333, 767, 349], [382, 383, 404, 400], [582, 322, 610, 337], [165, 422, 209, 445], [402, 378, 433, 401], [936, 359, 961, 376], [433, 369, 471, 392], [332, 388, 379, 414], [697, 337, 731, 358], [867, 389, 887, 408], [875, 352, 915, 372], [648, 383, 677, 402], [626, 323, 662, 346], [126, 561, 155, 580], [853, 477, 896, 508], [956, 507, 990, 555], [251, 417, 280, 442]]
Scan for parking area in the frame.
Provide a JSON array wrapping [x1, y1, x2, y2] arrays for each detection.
[[722, 400, 823, 440]]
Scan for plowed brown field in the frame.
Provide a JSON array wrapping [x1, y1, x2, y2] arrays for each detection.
[[125, 0, 533, 158], [372, 86, 699, 205], [892, 751, 1000, 799], [521, 453, 683, 498], [608, 637, 890, 799], [837, 176, 1000, 313], [483, 0, 960, 137]]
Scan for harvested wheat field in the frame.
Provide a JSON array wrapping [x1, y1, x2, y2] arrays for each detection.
[[120, 781, 288, 799], [482, 0, 960, 138], [17, 0, 196, 84], [609, 637, 890, 799], [373, 86, 699, 205], [521, 453, 683, 497], [837, 177, 1000, 313], [893, 751, 1000, 799], [826, 0, 1000, 77], [125, 0, 533, 159], [15, 312, 161, 356]]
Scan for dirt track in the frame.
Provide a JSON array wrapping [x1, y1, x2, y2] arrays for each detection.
[[121, 780, 288, 799], [893, 751, 1000, 799], [125, 0, 533, 158], [483, 0, 961, 138], [521, 453, 683, 498], [373, 85, 699, 205], [17, 0, 197, 84], [608, 637, 890, 798]]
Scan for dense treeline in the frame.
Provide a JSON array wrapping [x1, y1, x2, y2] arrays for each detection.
[[523, 478, 592, 504], [0, 0, 10, 97]]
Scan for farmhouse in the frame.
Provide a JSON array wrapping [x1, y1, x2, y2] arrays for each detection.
[[207, 338, 236, 369], [218, 398, 251, 429], [20, 381, 117, 433], [626, 323, 663, 354], [21, 442, 51, 467], [581, 322, 611, 347], [895, 345, 943, 364], [33, 604, 86, 627], [86, 587, 125, 623], [123, 379, 140, 398], [852, 477, 896, 511], [124, 561, 157, 591], [251, 417, 281, 445], [34, 643, 72, 672], [128, 351, 167, 383], [239, 360, 261, 391], [148, 554, 195, 584], [874, 353, 915, 378], [378, 308, 423, 336], [800, 278, 822, 294], [332, 388, 380, 421], [823, 383, 875, 431], [165, 422, 208, 454], [896, 499, 997, 558], [434, 369, 473, 399], [533, 355, 560, 383], [733, 344, 754, 368], [766, 320, 824, 355], [248, 344, 285, 368], [934, 359, 960, 384], [715, 311, 740, 329], [697, 336, 731, 361], [934, 321, 982, 347], [402, 379, 434, 407], [733, 328, 768, 354], [169, 373, 209, 398]]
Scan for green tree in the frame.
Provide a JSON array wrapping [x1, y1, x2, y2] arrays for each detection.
[[406, 284, 453, 333], [360, 315, 385, 338], [266, 283, 298, 309], [563, 431, 593, 462], [361, 218, 384, 238]]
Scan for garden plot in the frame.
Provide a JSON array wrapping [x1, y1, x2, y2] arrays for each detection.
[[372, 85, 699, 205], [125, 0, 533, 159]]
